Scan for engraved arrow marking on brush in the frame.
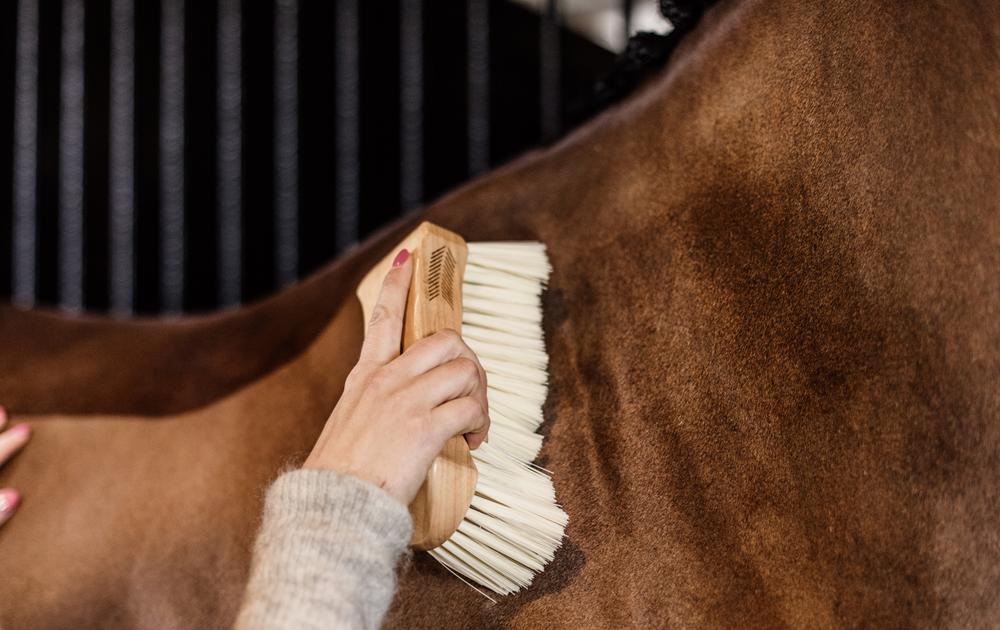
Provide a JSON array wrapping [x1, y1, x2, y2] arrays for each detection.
[[427, 245, 456, 309]]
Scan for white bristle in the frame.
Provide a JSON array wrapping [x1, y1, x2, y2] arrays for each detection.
[[465, 327, 547, 358], [488, 388, 544, 429], [486, 420, 543, 462], [462, 311, 540, 338], [464, 325, 547, 356], [462, 283, 538, 306], [463, 296, 543, 323], [427, 240, 566, 597], [477, 356, 548, 385], [463, 267, 543, 295], [487, 372, 547, 400]]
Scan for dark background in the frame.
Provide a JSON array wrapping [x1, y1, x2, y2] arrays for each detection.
[[0, 0, 620, 315]]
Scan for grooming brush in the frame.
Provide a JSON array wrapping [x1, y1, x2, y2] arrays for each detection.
[[357, 222, 566, 596]]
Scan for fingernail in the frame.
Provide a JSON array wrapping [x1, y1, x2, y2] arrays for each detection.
[[0, 489, 20, 514], [392, 248, 410, 268]]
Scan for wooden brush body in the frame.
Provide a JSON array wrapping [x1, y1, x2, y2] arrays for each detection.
[[357, 222, 478, 550]]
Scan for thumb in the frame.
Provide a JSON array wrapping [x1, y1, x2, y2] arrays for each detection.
[[359, 249, 413, 365]]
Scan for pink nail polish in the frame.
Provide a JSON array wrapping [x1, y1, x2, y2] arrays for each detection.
[[392, 248, 410, 268], [0, 489, 20, 514]]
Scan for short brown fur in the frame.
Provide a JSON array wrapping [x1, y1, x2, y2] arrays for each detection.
[[1, 1, 998, 627]]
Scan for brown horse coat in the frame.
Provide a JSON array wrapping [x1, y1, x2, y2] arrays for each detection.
[[1, 0, 999, 627]]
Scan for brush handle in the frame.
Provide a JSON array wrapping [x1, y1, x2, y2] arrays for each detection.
[[356, 222, 478, 551]]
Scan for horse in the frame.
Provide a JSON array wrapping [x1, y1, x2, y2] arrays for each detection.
[[1, 0, 998, 627]]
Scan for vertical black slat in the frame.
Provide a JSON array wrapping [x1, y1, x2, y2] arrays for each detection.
[[273, 0, 298, 287], [334, 0, 359, 253], [216, 0, 241, 306], [183, 0, 218, 312], [82, 0, 110, 312], [242, 0, 275, 302], [59, 0, 85, 310], [358, 0, 401, 240], [133, 0, 160, 314], [0, 1, 17, 299], [466, 0, 489, 176], [297, 0, 334, 277], [399, 0, 422, 210], [109, 0, 134, 315], [160, 0, 184, 313], [35, 0, 62, 307], [13, 0, 39, 305], [539, 0, 561, 142], [422, 2, 466, 202], [488, 1, 539, 166]]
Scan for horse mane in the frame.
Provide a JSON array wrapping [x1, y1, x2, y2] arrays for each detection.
[[570, 0, 715, 126]]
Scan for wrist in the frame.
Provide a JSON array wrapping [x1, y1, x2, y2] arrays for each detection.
[[302, 453, 408, 507]]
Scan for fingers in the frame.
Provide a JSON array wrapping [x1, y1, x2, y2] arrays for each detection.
[[352, 253, 492, 454], [410, 355, 491, 449], [430, 396, 490, 450], [408, 356, 484, 409], [0, 488, 20, 528], [359, 249, 413, 366], [392, 328, 485, 382], [391, 330, 491, 449], [0, 423, 30, 465], [0, 408, 26, 527]]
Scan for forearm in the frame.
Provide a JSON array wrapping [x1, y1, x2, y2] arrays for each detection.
[[236, 469, 412, 630]]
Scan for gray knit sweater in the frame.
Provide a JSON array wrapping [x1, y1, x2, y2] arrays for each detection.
[[235, 469, 413, 630]]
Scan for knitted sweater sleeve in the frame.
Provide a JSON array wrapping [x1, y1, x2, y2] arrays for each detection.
[[235, 469, 413, 630]]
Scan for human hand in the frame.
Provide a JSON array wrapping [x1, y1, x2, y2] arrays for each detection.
[[304, 248, 490, 506], [0, 406, 30, 528]]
